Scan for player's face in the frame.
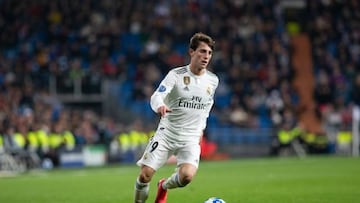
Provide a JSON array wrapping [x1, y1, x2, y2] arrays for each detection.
[[190, 42, 213, 70]]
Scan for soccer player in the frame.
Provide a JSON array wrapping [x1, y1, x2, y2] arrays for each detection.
[[133, 32, 218, 203]]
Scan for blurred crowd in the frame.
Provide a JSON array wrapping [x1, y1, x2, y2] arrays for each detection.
[[306, 0, 360, 146], [0, 0, 360, 165]]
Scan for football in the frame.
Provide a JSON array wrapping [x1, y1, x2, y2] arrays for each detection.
[[204, 197, 226, 203]]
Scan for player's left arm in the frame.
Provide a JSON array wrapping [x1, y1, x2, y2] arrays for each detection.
[[200, 76, 219, 130]]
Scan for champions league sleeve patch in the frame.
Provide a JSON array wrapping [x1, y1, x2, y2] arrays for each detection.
[[158, 85, 166, 92]]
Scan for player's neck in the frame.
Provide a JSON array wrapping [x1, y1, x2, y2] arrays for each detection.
[[189, 65, 206, 76]]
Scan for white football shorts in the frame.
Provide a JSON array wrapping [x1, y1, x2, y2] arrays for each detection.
[[136, 129, 200, 171]]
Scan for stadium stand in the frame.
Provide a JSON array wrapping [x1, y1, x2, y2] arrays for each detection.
[[0, 0, 359, 168]]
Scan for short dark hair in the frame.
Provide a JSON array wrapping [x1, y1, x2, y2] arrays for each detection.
[[189, 32, 215, 51]]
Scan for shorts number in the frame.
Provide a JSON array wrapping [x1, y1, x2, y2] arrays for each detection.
[[150, 141, 159, 153]]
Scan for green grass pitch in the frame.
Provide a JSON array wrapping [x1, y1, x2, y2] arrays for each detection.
[[1, 156, 360, 203]]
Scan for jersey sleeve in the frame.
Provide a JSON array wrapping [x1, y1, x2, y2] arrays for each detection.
[[201, 75, 219, 130], [150, 70, 177, 113]]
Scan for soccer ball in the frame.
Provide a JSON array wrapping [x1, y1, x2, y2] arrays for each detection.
[[204, 197, 226, 203]]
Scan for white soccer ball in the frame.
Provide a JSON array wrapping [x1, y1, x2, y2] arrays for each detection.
[[204, 197, 226, 203]]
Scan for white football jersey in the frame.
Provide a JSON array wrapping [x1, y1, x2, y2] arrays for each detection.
[[150, 65, 219, 143]]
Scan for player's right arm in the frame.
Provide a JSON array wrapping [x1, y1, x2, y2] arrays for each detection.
[[150, 70, 176, 117]]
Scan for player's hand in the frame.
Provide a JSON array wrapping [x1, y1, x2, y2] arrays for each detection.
[[157, 106, 172, 117]]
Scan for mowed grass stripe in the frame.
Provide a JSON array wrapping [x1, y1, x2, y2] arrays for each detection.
[[0, 156, 359, 203]]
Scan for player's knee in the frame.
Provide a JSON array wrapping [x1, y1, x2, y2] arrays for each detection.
[[139, 167, 155, 183], [179, 172, 194, 186], [178, 164, 197, 186], [139, 172, 152, 183]]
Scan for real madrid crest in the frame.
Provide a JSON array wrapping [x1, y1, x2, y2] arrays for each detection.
[[207, 86, 212, 95], [143, 153, 148, 160]]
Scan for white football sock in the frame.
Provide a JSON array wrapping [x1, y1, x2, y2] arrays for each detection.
[[134, 178, 149, 203], [163, 172, 184, 189]]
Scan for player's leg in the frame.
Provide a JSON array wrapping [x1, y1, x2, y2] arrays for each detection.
[[161, 163, 197, 190], [161, 143, 200, 189], [134, 135, 171, 203], [134, 165, 155, 203], [178, 163, 198, 186]]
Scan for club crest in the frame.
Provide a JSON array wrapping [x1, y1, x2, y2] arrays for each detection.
[[143, 153, 148, 160], [207, 86, 212, 95]]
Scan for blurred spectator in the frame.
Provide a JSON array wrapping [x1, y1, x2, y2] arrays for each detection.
[[351, 73, 360, 107]]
